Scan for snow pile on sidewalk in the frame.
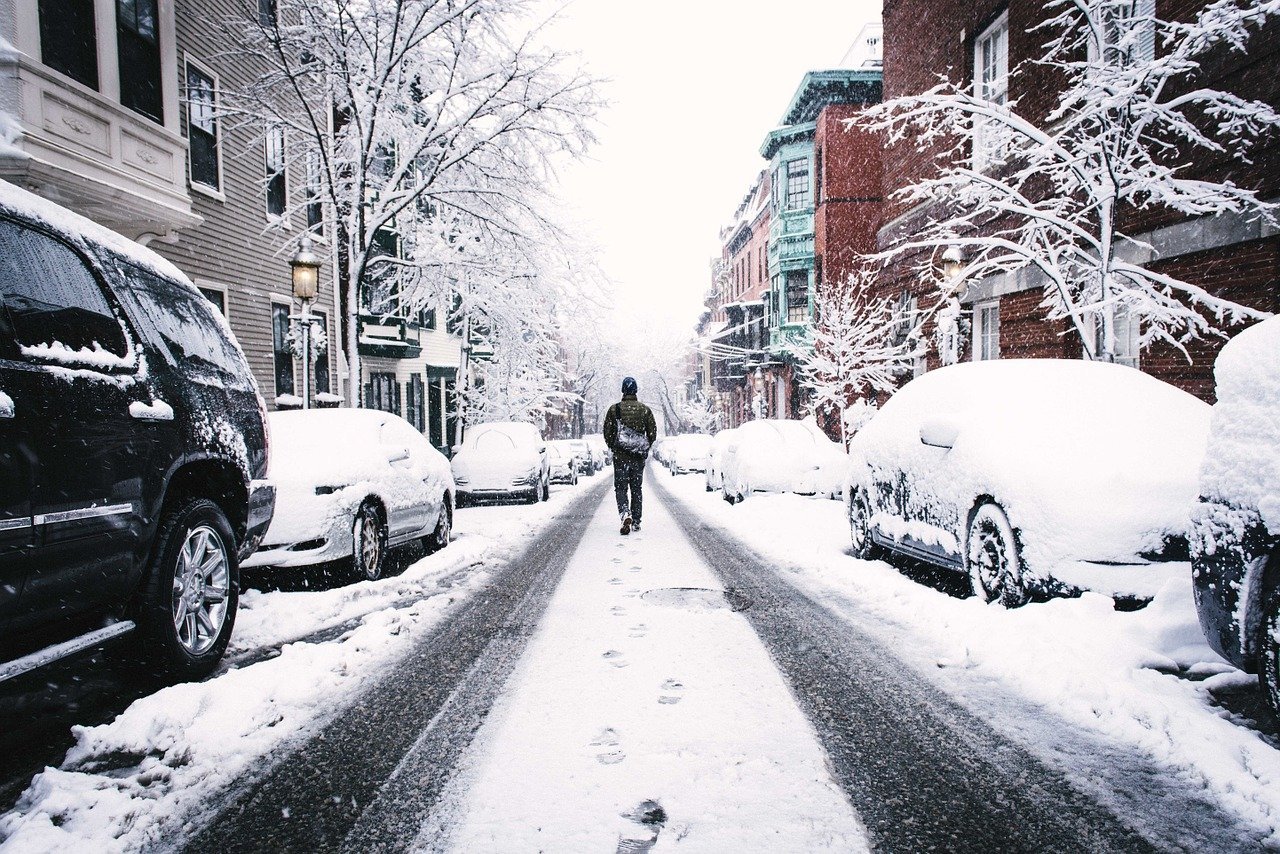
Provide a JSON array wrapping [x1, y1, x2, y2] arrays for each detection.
[[661, 472, 1280, 846], [0, 487, 587, 853]]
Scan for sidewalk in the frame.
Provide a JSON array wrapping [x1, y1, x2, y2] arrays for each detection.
[[429, 476, 868, 852]]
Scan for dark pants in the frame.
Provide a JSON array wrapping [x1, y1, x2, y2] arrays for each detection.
[[614, 456, 645, 523]]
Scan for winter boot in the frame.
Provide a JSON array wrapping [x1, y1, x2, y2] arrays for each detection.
[[620, 513, 632, 536], [632, 521, 641, 532]]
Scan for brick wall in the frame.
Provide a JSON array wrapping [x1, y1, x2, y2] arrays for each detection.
[[815, 103, 883, 290]]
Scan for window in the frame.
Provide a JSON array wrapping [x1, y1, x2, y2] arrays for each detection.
[[197, 286, 226, 315], [186, 62, 220, 192], [266, 127, 287, 218], [272, 303, 294, 396], [0, 219, 128, 361], [305, 150, 324, 233], [972, 12, 1009, 170], [814, 147, 823, 206], [258, 0, 277, 28], [784, 159, 810, 211], [39, 0, 98, 89], [785, 269, 808, 324], [973, 300, 1000, 361], [313, 312, 330, 394], [117, 0, 162, 123], [1094, 0, 1155, 66], [407, 375, 425, 432], [366, 372, 400, 415], [1089, 307, 1140, 368]]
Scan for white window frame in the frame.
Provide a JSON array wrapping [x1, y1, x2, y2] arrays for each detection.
[[270, 293, 297, 401], [1089, 0, 1156, 67], [972, 11, 1009, 172], [1085, 307, 1140, 368], [183, 54, 224, 200], [973, 299, 1000, 361], [194, 278, 229, 319]]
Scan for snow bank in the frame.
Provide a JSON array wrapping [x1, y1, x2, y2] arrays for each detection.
[[662, 473, 1280, 846], [1197, 317, 1280, 534], [0, 487, 581, 852]]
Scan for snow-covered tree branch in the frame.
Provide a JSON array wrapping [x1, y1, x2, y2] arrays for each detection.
[[858, 0, 1279, 362]]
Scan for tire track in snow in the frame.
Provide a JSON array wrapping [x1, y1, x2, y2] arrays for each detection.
[[653, 473, 1163, 854], [181, 480, 609, 854]]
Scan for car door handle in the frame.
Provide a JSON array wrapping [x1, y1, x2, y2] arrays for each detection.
[[0, 391, 13, 419]]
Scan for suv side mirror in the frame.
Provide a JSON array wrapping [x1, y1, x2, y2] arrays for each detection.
[[919, 416, 960, 449], [385, 446, 411, 464]]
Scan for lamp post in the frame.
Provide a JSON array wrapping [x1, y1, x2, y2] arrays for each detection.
[[291, 235, 322, 409], [941, 245, 965, 294]]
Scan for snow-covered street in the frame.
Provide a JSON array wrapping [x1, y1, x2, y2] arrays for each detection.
[[4, 465, 1278, 851]]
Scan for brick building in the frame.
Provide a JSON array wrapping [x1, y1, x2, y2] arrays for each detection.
[[877, 0, 1279, 401]]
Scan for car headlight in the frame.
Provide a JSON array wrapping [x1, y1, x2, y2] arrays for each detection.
[[315, 485, 342, 495]]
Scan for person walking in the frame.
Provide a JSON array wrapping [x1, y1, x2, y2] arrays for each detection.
[[603, 376, 658, 535]]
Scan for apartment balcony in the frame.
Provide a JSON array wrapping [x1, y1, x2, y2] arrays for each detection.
[[0, 49, 198, 240]]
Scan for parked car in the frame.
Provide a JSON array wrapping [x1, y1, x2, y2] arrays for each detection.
[[0, 180, 274, 680], [1191, 317, 1280, 715], [705, 428, 740, 492], [546, 442, 581, 485], [565, 439, 595, 474], [243, 409, 453, 582], [721, 419, 849, 502], [846, 359, 1209, 606], [667, 434, 713, 474], [585, 434, 612, 468], [451, 421, 550, 505]]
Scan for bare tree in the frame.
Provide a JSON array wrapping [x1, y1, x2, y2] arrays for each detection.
[[227, 0, 601, 404], [861, 0, 1278, 362]]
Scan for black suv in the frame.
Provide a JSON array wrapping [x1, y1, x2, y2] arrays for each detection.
[[0, 182, 274, 679]]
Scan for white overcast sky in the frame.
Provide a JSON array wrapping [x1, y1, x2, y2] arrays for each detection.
[[543, 0, 882, 338]]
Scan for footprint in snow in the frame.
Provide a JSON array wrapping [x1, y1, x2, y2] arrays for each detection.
[[602, 650, 629, 668], [611, 557, 622, 564], [629, 624, 648, 638], [591, 727, 626, 765], [629, 565, 642, 573], [610, 605, 627, 616], [658, 678, 684, 705], [608, 577, 623, 585]]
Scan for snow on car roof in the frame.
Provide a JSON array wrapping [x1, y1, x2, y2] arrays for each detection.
[[466, 421, 542, 446], [0, 179, 190, 284]]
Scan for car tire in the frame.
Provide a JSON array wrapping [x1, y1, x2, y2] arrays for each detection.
[[135, 497, 238, 677], [540, 476, 550, 502], [1261, 579, 1280, 717], [350, 500, 387, 582], [848, 488, 880, 560], [424, 501, 452, 554], [966, 502, 1029, 608]]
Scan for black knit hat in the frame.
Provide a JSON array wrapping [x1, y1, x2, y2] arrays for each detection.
[[622, 376, 638, 394]]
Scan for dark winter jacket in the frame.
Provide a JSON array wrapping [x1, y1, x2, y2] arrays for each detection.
[[604, 394, 658, 460]]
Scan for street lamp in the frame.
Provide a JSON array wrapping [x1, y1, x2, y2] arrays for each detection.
[[941, 245, 965, 294], [291, 235, 323, 409]]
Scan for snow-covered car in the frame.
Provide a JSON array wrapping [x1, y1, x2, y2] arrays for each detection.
[[585, 434, 612, 467], [720, 419, 850, 502], [547, 441, 582, 485], [846, 359, 1210, 606], [704, 428, 740, 492], [0, 180, 273, 681], [565, 439, 595, 474], [666, 434, 713, 474], [1191, 317, 1280, 715], [244, 409, 454, 582], [451, 421, 550, 505], [651, 437, 671, 467]]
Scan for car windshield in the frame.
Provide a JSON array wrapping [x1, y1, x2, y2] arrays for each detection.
[[472, 431, 517, 451]]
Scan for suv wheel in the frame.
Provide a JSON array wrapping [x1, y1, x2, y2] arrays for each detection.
[[966, 503, 1029, 608], [540, 475, 550, 502], [137, 497, 238, 676], [849, 488, 879, 560], [1261, 581, 1280, 717], [351, 501, 387, 582]]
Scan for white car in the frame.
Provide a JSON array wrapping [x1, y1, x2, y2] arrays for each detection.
[[705, 428, 740, 492], [667, 434, 713, 474], [451, 421, 550, 505], [244, 409, 454, 582], [565, 439, 595, 474], [846, 359, 1210, 606], [584, 434, 611, 468], [547, 441, 582, 484], [720, 419, 849, 502]]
